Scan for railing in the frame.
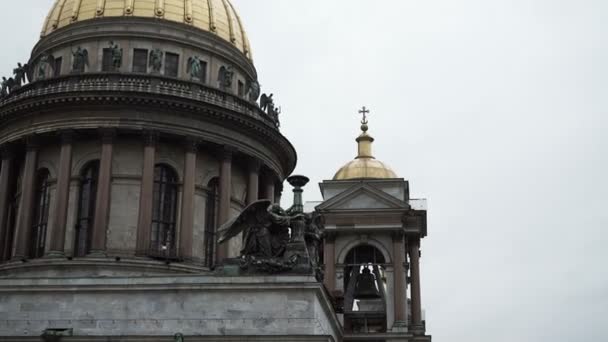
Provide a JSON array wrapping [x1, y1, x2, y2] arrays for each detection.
[[0, 73, 279, 129]]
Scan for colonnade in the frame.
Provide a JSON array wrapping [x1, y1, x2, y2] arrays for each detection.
[[0, 130, 279, 265]]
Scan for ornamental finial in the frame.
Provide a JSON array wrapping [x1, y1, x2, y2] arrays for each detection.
[[358, 106, 370, 132]]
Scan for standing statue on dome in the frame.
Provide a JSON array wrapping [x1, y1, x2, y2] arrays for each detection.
[[187, 56, 203, 81], [71, 46, 88, 73], [149, 49, 163, 73], [12, 63, 28, 88], [0, 77, 12, 97], [217, 65, 234, 91], [260, 93, 273, 112], [109, 41, 123, 71], [37, 54, 53, 80]]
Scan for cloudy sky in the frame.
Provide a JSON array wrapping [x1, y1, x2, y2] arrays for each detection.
[[1, 0, 607, 341]]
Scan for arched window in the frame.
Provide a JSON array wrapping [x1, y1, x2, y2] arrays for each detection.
[[74, 160, 100, 257], [204, 177, 219, 267], [150, 164, 178, 257], [343, 244, 388, 333], [29, 169, 50, 258]]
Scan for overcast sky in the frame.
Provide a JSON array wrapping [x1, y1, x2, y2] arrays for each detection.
[[1, 1, 607, 341]]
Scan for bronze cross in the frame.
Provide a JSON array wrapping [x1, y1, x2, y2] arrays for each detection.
[[359, 106, 370, 124]]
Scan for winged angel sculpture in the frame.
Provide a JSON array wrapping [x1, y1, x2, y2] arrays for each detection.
[[218, 200, 305, 272]]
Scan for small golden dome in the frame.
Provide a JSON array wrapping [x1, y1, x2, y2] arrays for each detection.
[[41, 0, 252, 58], [333, 158, 398, 180], [333, 111, 398, 181]]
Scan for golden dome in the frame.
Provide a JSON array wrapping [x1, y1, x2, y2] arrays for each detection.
[[41, 0, 252, 58], [333, 116, 398, 181]]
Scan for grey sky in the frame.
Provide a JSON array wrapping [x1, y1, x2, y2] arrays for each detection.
[[1, 1, 607, 341]]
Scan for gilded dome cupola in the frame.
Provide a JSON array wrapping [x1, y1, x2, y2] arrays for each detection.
[[333, 107, 398, 180]]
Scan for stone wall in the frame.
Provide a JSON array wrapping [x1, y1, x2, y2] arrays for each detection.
[[0, 275, 340, 342]]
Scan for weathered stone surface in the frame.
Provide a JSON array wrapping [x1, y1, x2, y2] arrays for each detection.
[[0, 275, 340, 341]]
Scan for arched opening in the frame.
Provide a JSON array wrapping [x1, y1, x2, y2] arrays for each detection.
[[204, 177, 219, 268], [343, 244, 388, 334], [29, 169, 50, 259], [150, 164, 179, 257], [74, 160, 100, 257]]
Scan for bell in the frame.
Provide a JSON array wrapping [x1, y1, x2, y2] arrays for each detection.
[[354, 268, 381, 299]]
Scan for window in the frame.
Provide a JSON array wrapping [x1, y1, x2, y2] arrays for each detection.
[[74, 161, 99, 257], [132, 49, 148, 73], [53, 57, 62, 77], [29, 169, 50, 259], [164, 53, 179, 77], [101, 48, 113, 72], [204, 178, 219, 267], [150, 164, 178, 257], [238, 80, 244, 97]]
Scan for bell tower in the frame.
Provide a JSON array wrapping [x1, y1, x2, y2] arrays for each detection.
[[316, 108, 431, 341]]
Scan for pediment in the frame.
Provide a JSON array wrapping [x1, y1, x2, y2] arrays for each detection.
[[316, 183, 408, 211]]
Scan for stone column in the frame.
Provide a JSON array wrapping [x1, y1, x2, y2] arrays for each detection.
[[323, 233, 336, 292], [393, 232, 407, 324], [135, 132, 157, 256], [179, 138, 198, 260], [216, 147, 233, 262], [13, 139, 39, 259], [409, 236, 424, 333], [0, 147, 14, 262], [89, 130, 115, 256], [47, 131, 73, 257], [263, 174, 275, 203], [246, 159, 260, 205]]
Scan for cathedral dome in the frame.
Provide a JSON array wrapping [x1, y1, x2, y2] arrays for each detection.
[[41, 0, 252, 58], [333, 118, 398, 181]]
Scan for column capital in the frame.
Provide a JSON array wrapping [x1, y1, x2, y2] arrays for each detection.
[[220, 145, 237, 160], [184, 136, 200, 152], [99, 128, 117, 144], [25, 136, 40, 151], [59, 129, 75, 144], [0, 144, 14, 160], [392, 230, 405, 240], [142, 130, 159, 147], [247, 158, 262, 172]]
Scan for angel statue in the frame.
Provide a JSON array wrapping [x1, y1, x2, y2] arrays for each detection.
[[218, 200, 304, 260], [260, 93, 274, 112], [187, 56, 203, 81], [71, 46, 88, 73]]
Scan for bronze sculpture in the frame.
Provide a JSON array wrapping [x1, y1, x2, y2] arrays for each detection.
[[187, 56, 203, 81], [217, 65, 234, 90], [71, 47, 88, 73], [218, 200, 301, 259], [12, 63, 28, 88], [109, 41, 123, 70], [149, 49, 163, 73]]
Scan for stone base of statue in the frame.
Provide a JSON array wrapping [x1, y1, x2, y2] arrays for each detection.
[[218, 242, 313, 276], [284, 241, 313, 273], [218, 255, 296, 276]]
